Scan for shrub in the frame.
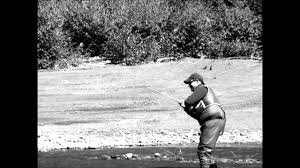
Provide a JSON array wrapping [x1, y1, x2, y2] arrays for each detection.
[[60, 0, 108, 57], [240, 0, 262, 16], [37, 0, 263, 69], [203, 5, 262, 58], [102, 0, 172, 65], [37, 0, 109, 69]]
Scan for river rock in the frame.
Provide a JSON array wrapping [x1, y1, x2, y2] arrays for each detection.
[[176, 157, 184, 161], [123, 153, 133, 159], [99, 155, 111, 160], [111, 155, 121, 159], [154, 153, 160, 157], [87, 156, 98, 160]]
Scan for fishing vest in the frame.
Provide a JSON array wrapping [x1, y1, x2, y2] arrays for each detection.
[[193, 85, 225, 122]]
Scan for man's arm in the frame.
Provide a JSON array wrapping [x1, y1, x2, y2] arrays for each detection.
[[184, 85, 208, 107], [180, 85, 208, 119]]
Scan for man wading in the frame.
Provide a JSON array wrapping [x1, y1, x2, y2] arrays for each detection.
[[179, 73, 226, 168]]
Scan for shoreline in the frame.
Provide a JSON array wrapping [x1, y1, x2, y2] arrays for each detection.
[[38, 142, 262, 153], [38, 124, 262, 152]]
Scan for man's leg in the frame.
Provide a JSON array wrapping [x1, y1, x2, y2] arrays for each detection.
[[197, 119, 225, 168]]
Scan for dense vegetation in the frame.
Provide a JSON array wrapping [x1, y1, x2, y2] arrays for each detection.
[[38, 0, 262, 69]]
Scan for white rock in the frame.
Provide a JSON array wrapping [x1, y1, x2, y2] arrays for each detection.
[[154, 153, 160, 157], [124, 153, 133, 159]]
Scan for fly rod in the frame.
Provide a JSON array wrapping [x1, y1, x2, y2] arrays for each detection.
[[147, 87, 181, 103]]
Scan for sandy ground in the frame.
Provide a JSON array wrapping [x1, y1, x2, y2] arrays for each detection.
[[38, 58, 262, 152]]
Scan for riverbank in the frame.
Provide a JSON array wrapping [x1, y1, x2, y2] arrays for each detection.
[[38, 58, 262, 152], [38, 124, 261, 152]]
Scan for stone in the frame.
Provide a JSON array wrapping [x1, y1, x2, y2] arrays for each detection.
[[176, 157, 184, 161], [124, 153, 133, 159], [132, 154, 139, 159], [99, 155, 111, 160], [154, 153, 160, 157], [87, 156, 98, 160], [143, 156, 152, 160], [111, 155, 121, 159]]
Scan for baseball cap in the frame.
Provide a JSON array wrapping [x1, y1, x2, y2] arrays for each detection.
[[184, 73, 204, 84]]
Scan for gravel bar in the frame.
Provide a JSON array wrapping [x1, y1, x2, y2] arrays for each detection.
[[38, 124, 262, 152]]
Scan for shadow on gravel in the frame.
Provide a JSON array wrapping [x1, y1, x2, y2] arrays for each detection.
[[38, 145, 262, 168]]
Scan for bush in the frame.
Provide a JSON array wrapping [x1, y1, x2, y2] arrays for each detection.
[[37, 0, 263, 69], [37, 1, 60, 69], [102, 0, 173, 65], [37, 0, 108, 69], [195, 4, 262, 58], [60, 0, 108, 57], [240, 0, 262, 16]]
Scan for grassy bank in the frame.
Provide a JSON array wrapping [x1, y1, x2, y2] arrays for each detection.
[[38, 58, 262, 151]]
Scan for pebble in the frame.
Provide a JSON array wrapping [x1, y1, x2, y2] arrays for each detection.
[[123, 153, 133, 159], [38, 127, 262, 152], [99, 155, 111, 160], [132, 154, 139, 159], [142, 156, 152, 160], [111, 155, 122, 160], [176, 157, 184, 161], [87, 156, 98, 160]]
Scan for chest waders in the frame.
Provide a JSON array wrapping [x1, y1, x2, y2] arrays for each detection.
[[193, 86, 226, 168]]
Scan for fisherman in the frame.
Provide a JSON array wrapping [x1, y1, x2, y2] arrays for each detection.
[[179, 72, 226, 168]]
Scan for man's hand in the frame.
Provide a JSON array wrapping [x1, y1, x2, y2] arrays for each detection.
[[178, 101, 185, 108]]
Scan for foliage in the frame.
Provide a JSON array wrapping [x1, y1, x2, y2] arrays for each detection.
[[205, 6, 262, 58], [239, 0, 263, 16], [37, 0, 263, 69]]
